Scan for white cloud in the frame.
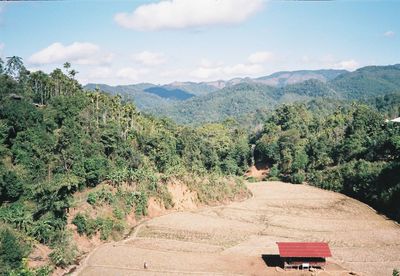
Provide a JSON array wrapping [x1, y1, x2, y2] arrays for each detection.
[[160, 68, 185, 78], [300, 55, 311, 63], [333, 59, 359, 71], [199, 58, 224, 68], [190, 52, 275, 80], [248, 51, 274, 64], [88, 67, 113, 79], [114, 0, 264, 31], [298, 55, 360, 71], [29, 42, 113, 65], [191, 61, 263, 79], [224, 63, 263, 75], [132, 51, 166, 66], [384, 30, 395, 37], [116, 67, 149, 82]]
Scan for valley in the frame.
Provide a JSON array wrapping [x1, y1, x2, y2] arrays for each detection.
[[2, 1, 400, 275]]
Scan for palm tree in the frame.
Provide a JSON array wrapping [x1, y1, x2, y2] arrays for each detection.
[[0, 58, 4, 74], [6, 56, 24, 79], [63, 62, 71, 71]]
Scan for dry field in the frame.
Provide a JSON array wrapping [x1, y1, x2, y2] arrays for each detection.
[[75, 181, 400, 276]]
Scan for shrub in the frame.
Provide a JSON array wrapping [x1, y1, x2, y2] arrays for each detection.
[[72, 213, 87, 235], [291, 171, 306, 184], [267, 164, 280, 180], [113, 207, 124, 220], [86, 192, 97, 205], [0, 228, 27, 273], [246, 176, 258, 183], [86, 187, 114, 206], [49, 236, 78, 268], [1, 171, 23, 200], [107, 168, 129, 186], [133, 192, 148, 218], [84, 156, 109, 186], [96, 217, 114, 240]]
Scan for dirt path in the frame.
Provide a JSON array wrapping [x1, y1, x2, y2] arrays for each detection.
[[75, 181, 400, 276]]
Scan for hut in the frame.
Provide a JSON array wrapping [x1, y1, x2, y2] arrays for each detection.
[[276, 242, 332, 270]]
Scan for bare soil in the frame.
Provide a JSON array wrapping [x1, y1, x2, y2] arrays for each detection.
[[74, 181, 400, 276], [245, 165, 268, 181]]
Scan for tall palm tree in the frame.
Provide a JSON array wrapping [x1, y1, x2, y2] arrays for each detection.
[[0, 58, 4, 74], [6, 56, 24, 79]]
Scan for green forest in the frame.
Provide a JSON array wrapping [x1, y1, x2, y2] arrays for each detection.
[[144, 64, 400, 125], [253, 102, 400, 221], [0, 57, 250, 275], [0, 57, 399, 275]]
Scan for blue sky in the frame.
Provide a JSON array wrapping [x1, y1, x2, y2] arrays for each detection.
[[0, 0, 399, 85]]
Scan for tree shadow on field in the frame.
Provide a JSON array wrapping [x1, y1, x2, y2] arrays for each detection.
[[254, 160, 268, 171], [261, 254, 283, 268]]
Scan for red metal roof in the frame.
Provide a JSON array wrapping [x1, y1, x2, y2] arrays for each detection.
[[276, 242, 332, 258]]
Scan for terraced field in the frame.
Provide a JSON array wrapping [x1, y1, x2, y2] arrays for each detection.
[[75, 181, 400, 276]]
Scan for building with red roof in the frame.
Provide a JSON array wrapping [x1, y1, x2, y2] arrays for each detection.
[[276, 242, 332, 270]]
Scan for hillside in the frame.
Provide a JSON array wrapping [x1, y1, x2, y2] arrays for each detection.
[[84, 68, 348, 116], [255, 69, 347, 87], [84, 81, 220, 110], [83, 83, 175, 110], [86, 65, 400, 125], [76, 181, 400, 276], [150, 79, 342, 125], [332, 64, 400, 99], [152, 83, 278, 125], [0, 59, 251, 275], [152, 64, 400, 124], [1, 58, 400, 276]]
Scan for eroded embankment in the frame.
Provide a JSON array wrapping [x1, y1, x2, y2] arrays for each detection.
[[29, 176, 250, 275], [74, 181, 400, 276]]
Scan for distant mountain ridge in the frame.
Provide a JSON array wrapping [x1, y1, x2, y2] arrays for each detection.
[[143, 87, 194, 100], [255, 69, 347, 87], [84, 64, 400, 124], [84, 68, 347, 107]]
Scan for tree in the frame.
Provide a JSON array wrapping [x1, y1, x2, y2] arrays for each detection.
[[5, 56, 25, 80], [0, 171, 23, 201], [0, 228, 26, 273], [0, 58, 4, 75]]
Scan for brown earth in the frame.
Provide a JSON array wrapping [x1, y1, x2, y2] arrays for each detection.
[[74, 181, 400, 276], [167, 181, 198, 210], [245, 165, 268, 181]]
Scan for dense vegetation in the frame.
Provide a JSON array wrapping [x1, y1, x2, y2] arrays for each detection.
[[254, 101, 400, 221], [0, 57, 250, 274], [164, 65, 400, 125], [1, 56, 399, 274]]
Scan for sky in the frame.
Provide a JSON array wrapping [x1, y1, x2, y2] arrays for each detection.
[[0, 0, 399, 85]]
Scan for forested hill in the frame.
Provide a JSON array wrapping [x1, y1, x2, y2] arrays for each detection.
[[0, 58, 250, 274], [253, 102, 400, 223], [152, 64, 400, 124], [84, 68, 347, 117], [86, 64, 400, 125], [84, 68, 345, 102], [1, 57, 400, 275], [332, 64, 400, 99]]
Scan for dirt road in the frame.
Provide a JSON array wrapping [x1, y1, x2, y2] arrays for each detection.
[[76, 181, 400, 276]]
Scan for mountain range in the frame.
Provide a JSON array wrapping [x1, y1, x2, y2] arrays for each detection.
[[84, 64, 400, 124]]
